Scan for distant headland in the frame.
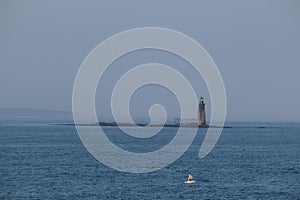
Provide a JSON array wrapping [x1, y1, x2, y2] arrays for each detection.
[[61, 97, 231, 128], [64, 121, 232, 128]]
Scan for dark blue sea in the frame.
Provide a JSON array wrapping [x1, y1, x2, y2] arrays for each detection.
[[0, 120, 299, 199]]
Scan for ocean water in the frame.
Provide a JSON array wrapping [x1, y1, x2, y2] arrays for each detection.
[[0, 120, 299, 199]]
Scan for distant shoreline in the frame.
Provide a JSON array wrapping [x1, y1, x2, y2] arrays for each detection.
[[54, 121, 234, 128], [52, 122, 275, 129]]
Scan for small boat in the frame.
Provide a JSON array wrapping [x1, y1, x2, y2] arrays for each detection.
[[185, 173, 195, 184], [184, 180, 195, 184]]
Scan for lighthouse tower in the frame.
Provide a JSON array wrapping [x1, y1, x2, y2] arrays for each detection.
[[198, 97, 206, 126]]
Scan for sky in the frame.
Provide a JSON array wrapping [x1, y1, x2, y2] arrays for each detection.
[[0, 0, 300, 122]]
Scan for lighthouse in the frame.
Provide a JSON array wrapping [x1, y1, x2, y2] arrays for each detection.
[[198, 97, 206, 126]]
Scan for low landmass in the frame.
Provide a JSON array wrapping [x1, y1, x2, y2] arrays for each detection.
[[57, 121, 233, 128], [0, 108, 269, 129]]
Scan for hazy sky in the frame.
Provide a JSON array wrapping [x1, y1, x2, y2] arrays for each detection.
[[1, 0, 300, 122]]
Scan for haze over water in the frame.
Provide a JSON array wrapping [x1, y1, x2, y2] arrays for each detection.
[[1, 1, 300, 199], [1, 1, 299, 122]]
